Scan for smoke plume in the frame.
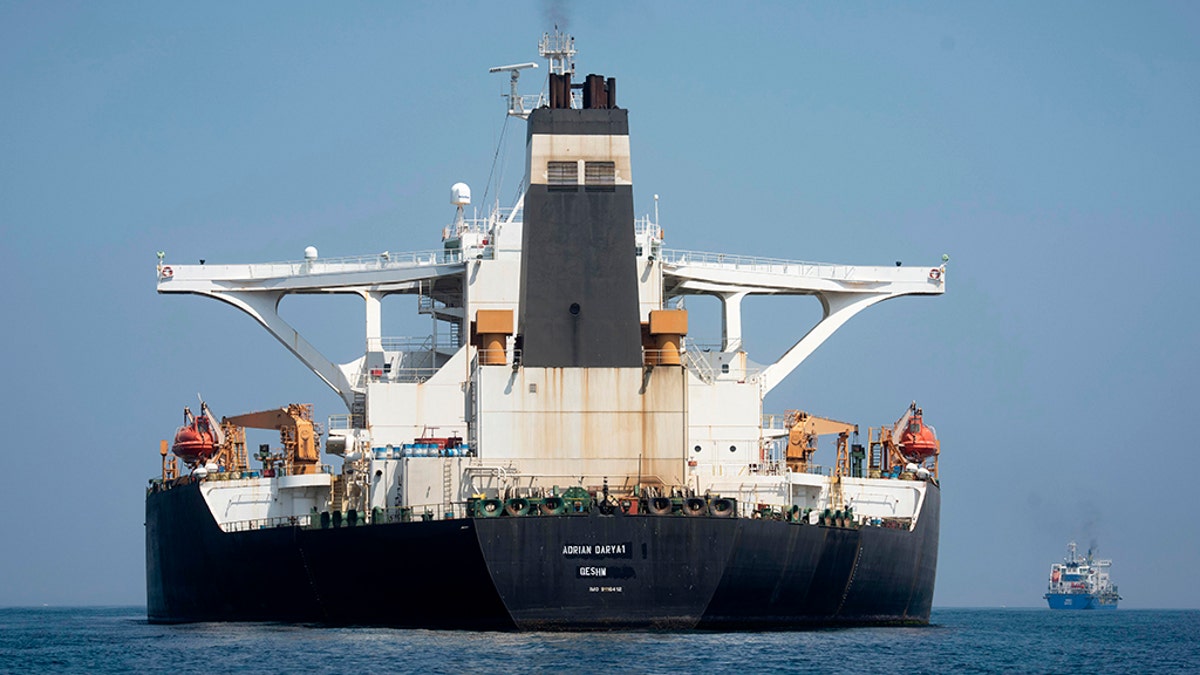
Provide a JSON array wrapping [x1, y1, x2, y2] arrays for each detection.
[[542, 0, 571, 31]]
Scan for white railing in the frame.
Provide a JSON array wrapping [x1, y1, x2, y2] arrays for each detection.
[[380, 335, 459, 352], [761, 413, 789, 432], [514, 93, 548, 116], [634, 215, 662, 238], [748, 461, 787, 476], [176, 249, 476, 281], [270, 248, 460, 269], [661, 249, 857, 279], [681, 340, 715, 383], [359, 335, 463, 384], [362, 365, 442, 385]]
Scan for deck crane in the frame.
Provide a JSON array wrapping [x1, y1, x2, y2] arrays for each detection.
[[783, 410, 858, 475]]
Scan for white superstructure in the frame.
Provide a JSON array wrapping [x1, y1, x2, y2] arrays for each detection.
[[156, 190, 944, 530]]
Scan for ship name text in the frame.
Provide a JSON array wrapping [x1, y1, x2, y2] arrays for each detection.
[[561, 542, 632, 559]]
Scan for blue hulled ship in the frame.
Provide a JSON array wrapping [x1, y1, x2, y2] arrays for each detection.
[[1045, 542, 1119, 610]]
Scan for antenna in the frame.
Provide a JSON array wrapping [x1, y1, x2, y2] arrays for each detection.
[[488, 62, 538, 118], [538, 30, 576, 76]]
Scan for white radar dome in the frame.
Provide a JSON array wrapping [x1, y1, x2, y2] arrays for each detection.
[[451, 182, 471, 206], [304, 246, 319, 260]]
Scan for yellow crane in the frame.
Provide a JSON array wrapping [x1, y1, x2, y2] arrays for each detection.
[[783, 410, 857, 475], [223, 403, 320, 475]]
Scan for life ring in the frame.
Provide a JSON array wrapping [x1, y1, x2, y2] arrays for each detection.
[[161, 266, 174, 278], [929, 268, 941, 281]]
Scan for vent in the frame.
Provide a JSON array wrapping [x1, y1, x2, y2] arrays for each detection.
[[585, 161, 615, 186], [547, 161, 578, 186]]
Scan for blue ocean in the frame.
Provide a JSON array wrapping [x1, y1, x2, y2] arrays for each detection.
[[2, 607, 1196, 673]]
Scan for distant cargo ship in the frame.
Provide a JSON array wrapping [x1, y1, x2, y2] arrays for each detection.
[[1044, 542, 1120, 610]]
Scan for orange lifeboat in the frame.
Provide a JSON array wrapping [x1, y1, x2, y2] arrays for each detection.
[[172, 409, 217, 465], [898, 408, 939, 463]]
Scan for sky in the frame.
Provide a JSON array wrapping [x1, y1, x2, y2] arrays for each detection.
[[1, 1, 1197, 609]]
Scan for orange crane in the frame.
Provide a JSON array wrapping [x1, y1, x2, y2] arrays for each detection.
[[783, 410, 858, 475], [223, 403, 320, 475]]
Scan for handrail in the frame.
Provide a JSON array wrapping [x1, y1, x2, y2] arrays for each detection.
[[661, 249, 858, 279], [362, 366, 441, 384], [219, 501, 474, 533], [380, 335, 459, 352], [634, 215, 662, 238], [680, 337, 715, 383], [223, 513, 314, 533], [761, 413, 789, 431], [264, 249, 460, 268], [165, 248, 481, 282]]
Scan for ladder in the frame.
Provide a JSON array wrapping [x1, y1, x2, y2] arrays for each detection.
[[442, 460, 454, 515], [330, 475, 346, 513], [351, 392, 366, 429], [681, 337, 716, 383]]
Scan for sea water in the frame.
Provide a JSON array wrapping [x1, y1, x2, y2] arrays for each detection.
[[1, 607, 1196, 673]]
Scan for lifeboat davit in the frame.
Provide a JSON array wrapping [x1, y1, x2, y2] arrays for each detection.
[[173, 413, 217, 465], [898, 409, 939, 463]]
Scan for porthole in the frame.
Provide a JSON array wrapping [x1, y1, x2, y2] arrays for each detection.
[[569, 303, 581, 316]]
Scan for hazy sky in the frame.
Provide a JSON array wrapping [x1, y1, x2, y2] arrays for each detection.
[[2, 1, 1197, 609]]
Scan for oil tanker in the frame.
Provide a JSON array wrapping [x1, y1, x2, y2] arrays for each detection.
[[147, 31, 947, 629], [1045, 542, 1120, 610]]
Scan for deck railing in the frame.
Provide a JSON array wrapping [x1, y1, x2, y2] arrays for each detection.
[[660, 249, 857, 279]]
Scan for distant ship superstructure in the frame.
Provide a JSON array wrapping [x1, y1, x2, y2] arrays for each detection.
[[146, 31, 948, 629]]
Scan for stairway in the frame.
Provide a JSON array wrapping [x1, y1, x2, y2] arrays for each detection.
[[330, 475, 346, 513]]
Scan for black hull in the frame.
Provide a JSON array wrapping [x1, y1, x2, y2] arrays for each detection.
[[146, 483, 939, 630]]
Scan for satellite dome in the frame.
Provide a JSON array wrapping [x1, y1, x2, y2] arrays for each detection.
[[304, 246, 319, 260], [451, 183, 471, 206]]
